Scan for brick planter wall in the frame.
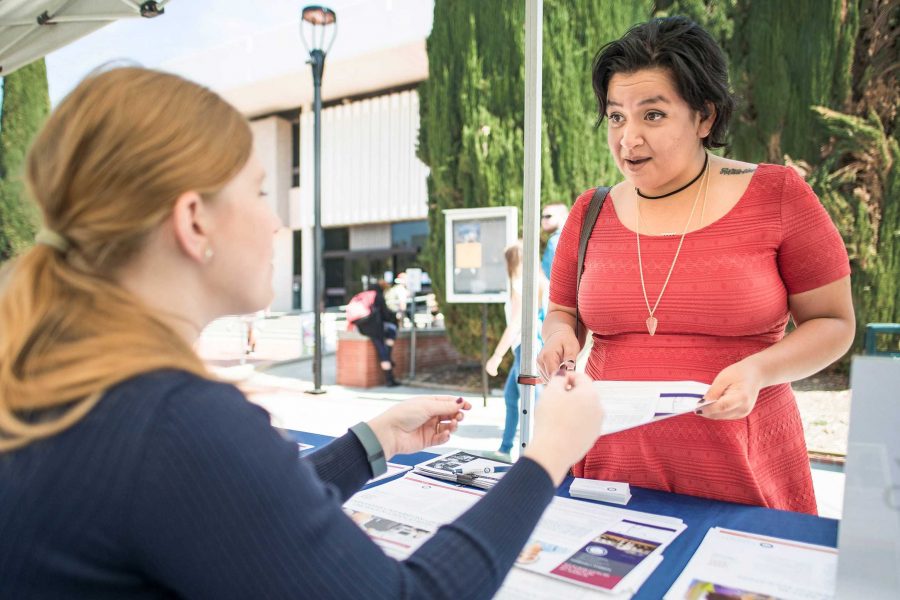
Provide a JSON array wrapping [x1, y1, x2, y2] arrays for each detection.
[[336, 327, 462, 388]]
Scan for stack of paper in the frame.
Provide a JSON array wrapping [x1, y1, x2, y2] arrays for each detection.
[[344, 475, 686, 597], [413, 450, 510, 490], [570, 478, 632, 505], [509, 497, 686, 597], [664, 527, 838, 600]]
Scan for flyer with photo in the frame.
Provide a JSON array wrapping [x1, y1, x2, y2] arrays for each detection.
[[550, 530, 662, 591], [514, 497, 685, 595]]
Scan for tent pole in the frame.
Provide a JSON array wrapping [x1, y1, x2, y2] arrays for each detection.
[[518, 0, 543, 450]]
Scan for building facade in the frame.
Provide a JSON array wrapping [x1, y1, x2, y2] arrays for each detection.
[[163, 7, 434, 313]]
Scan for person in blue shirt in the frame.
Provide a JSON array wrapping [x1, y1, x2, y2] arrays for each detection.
[[540, 203, 569, 281], [0, 66, 606, 600]]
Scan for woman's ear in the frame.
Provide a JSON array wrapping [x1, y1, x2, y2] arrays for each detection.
[[171, 191, 213, 264], [699, 101, 717, 139]]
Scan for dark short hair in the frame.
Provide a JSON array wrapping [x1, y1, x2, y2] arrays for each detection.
[[591, 16, 735, 149]]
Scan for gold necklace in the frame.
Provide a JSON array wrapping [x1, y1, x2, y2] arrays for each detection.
[[636, 158, 710, 336]]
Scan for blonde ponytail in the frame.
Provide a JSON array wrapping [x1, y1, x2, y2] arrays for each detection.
[[0, 67, 252, 450]]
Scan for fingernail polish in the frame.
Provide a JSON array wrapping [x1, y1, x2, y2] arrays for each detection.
[[694, 409, 703, 415], [456, 397, 464, 404]]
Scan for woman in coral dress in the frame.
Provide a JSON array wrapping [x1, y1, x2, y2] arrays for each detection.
[[537, 17, 855, 514]]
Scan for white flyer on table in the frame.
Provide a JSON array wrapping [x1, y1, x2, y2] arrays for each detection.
[[595, 380, 711, 436], [497, 562, 659, 600], [664, 527, 838, 600], [343, 473, 485, 558], [514, 496, 685, 595]]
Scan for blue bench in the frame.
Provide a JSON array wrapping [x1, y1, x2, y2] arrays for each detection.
[[864, 323, 900, 357]]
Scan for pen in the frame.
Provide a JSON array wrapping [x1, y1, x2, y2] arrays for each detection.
[[453, 465, 512, 475]]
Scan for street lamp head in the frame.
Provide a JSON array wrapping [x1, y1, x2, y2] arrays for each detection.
[[300, 5, 337, 55], [302, 5, 336, 26]]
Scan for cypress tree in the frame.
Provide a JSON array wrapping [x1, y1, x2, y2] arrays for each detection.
[[0, 59, 51, 263], [419, 0, 649, 357], [728, 0, 857, 163]]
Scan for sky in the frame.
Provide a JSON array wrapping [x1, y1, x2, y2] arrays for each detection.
[[45, 0, 434, 105]]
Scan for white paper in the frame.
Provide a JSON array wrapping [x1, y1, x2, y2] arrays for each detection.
[[343, 473, 485, 558], [515, 497, 685, 595], [594, 381, 710, 436], [664, 527, 838, 600]]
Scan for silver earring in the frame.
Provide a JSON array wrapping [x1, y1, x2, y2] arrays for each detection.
[[204, 246, 214, 262]]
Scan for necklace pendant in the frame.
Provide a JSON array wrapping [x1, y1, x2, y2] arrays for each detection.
[[646, 316, 658, 336]]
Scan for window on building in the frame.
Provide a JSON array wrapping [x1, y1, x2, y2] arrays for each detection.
[[324, 227, 349, 251], [391, 220, 428, 251], [291, 121, 300, 188]]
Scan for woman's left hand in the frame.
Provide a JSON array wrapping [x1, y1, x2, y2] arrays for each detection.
[[700, 360, 764, 420], [367, 396, 472, 459]]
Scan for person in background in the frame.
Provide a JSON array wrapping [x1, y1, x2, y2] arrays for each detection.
[[0, 67, 607, 600], [240, 309, 265, 355], [540, 203, 569, 282], [355, 279, 401, 387], [383, 271, 410, 326], [538, 17, 854, 514], [485, 241, 544, 461]]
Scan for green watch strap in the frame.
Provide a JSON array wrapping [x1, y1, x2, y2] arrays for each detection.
[[349, 422, 387, 477]]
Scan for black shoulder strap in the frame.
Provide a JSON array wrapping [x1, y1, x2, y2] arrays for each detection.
[[575, 186, 610, 342]]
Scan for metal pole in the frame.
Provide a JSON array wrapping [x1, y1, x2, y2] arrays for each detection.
[[518, 0, 543, 447], [409, 296, 417, 379], [482, 303, 489, 408], [307, 48, 327, 395]]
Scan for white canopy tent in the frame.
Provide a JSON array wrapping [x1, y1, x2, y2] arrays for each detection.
[[0, 0, 167, 76]]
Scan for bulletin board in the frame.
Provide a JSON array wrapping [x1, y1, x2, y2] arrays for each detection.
[[442, 206, 518, 304]]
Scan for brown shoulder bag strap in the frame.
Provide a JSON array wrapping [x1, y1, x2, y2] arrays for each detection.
[[575, 186, 610, 342]]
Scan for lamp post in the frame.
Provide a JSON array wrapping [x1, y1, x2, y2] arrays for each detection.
[[300, 5, 336, 394]]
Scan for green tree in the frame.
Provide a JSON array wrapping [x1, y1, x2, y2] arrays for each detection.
[[727, 0, 858, 163], [418, 0, 649, 357], [802, 0, 899, 351], [0, 59, 51, 263]]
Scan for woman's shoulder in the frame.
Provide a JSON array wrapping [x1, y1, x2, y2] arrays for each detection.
[[104, 369, 251, 420], [103, 369, 271, 446], [570, 185, 618, 223], [109, 368, 236, 398]]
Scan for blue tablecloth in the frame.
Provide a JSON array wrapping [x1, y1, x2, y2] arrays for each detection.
[[287, 430, 838, 600]]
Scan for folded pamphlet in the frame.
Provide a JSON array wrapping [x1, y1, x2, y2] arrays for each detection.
[[413, 450, 510, 490]]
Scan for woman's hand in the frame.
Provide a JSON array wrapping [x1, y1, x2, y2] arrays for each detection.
[[485, 354, 502, 377], [701, 359, 764, 420], [367, 396, 472, 459], [524, 371, 604, 486], [536, 328, 580, 382]]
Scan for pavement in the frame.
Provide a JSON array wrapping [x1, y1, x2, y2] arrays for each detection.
[[199, 314, 515, 459], [198, 313, 846, 519]]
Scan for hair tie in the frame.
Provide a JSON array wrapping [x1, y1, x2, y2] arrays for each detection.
[[35, 229, 71, 253]]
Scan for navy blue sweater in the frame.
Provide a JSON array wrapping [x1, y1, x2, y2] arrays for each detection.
[[0, 370, 555, 599]]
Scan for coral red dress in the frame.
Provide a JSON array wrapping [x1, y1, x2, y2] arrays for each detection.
[[549, 165, 850, 514]]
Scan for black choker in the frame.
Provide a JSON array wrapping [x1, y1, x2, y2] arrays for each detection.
[[636, 153, 708, 200]]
